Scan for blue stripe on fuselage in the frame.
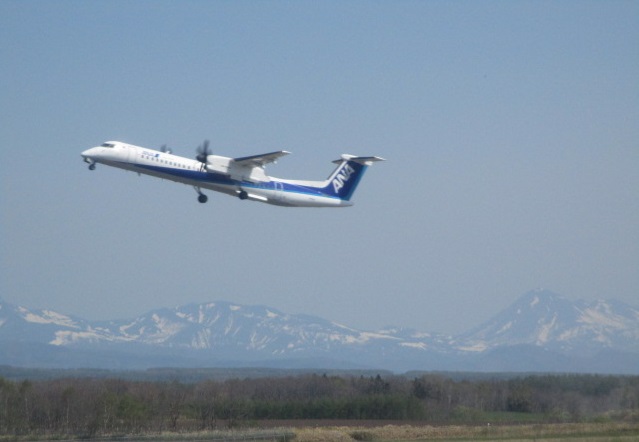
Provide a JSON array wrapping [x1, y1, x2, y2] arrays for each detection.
[[133, 163, 341, 200]]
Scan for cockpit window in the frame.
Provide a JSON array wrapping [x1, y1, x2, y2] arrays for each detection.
[[101, 143, 115, 148]]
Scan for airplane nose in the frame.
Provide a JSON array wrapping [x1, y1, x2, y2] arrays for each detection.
[[81, 147, 99, 169], [81, 147, 98, 159]]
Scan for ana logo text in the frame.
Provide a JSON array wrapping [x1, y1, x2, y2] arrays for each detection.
[[332, 164, 356, 193]]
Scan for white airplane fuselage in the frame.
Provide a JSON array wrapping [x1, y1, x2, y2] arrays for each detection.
[[81, 141, 383, 207]]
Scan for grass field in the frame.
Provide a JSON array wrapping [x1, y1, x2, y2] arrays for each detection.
[[82, 422, 638, 442], [1, 421, 637, 441], [292, 422, 639, 442]]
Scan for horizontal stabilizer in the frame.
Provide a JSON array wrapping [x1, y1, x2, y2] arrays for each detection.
[[332, 154, 386, 165]]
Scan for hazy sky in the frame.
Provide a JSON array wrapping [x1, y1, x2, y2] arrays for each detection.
[[1, 1, 637, 335]]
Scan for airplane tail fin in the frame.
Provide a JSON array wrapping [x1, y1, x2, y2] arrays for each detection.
[[321, 155, 385, 201]]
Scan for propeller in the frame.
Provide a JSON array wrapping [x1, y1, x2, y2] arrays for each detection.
[[196, 140, 211, 171], [160, 144, 172, 154]]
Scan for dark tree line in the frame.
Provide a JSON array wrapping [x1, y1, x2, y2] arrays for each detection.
[[0, 373, 637, 437]]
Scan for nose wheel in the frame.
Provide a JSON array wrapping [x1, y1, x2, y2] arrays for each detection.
[[84, 157, 96, 170]]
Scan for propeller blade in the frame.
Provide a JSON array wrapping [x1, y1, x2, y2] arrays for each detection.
[[196, 139, 210, 163]]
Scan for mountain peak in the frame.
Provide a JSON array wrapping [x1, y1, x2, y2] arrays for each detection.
[[519, 289, 569, 308], [1, 294, 637, 373], [459, 290, 638, 357]]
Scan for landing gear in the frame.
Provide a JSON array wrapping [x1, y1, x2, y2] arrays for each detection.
[[194, 186, 208, 203], [84, 157, 96, 170], [238, 190, 248, 200]]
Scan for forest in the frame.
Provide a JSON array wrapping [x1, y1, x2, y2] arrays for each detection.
[[0, 372, 637, 438]]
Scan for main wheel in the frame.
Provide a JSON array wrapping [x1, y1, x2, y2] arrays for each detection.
[[238, 190, 248, 200], [198, 194, 208, 203], [88, 164, 96, 170]]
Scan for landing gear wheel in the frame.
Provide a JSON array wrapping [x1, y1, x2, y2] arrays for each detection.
[[88, 164, 96, 170], [198, 194, 208, 203], [238, 190, 248, 200]]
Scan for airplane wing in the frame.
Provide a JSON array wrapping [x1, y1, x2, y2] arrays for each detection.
[[233, 150, 291, 168]]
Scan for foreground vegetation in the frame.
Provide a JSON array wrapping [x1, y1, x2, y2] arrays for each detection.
[[296, 421, 639, 441], [0, 422, 637, 441], [0, 372, 637, 439]]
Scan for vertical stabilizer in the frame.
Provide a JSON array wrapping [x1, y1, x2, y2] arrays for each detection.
[[322, 155, 385, 201]]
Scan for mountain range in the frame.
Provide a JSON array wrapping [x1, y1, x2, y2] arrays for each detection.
[[1, 289, 637, 373]]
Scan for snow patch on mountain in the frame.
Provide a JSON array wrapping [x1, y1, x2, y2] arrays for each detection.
[[51, 330, 102, 345], [530, 296, 540, 307], [536, 314, 558, 344], [400, 342, 428, 350], [21, 308, 79, 328], [456, 342, 488, 352], [580, 306, 627, 329]]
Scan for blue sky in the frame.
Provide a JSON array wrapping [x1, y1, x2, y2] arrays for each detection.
[[1, 1, 637, 335]]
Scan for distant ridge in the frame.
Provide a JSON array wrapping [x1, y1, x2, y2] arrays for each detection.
[[0, 291, 637, 373]]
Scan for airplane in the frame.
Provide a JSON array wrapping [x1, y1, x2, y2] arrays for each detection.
[[81, 140, 384, 207]]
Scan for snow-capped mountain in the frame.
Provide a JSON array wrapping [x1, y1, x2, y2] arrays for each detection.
[[0, 292, 637, 373], [57, 302, 436, 357], [456, 289, 639, 356], [0, 300, 88, 343]]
